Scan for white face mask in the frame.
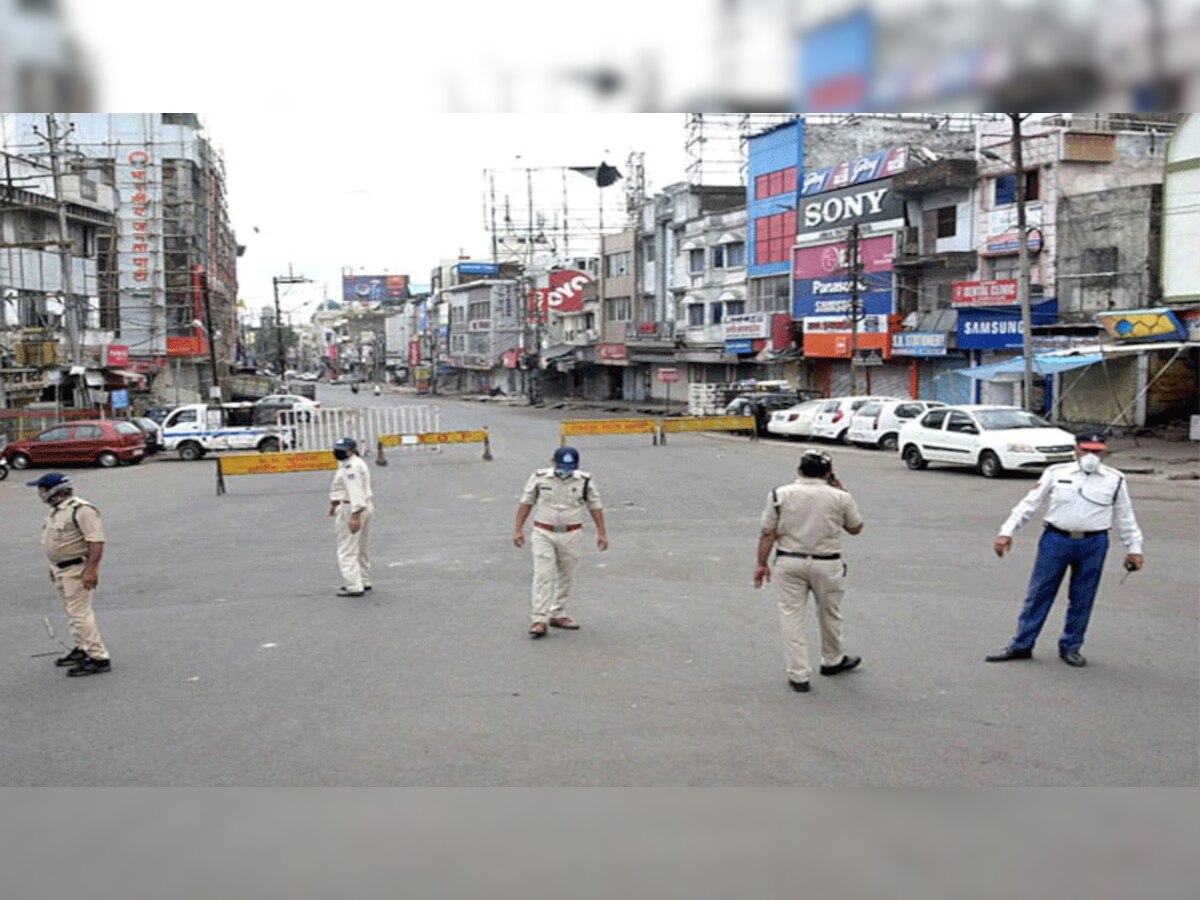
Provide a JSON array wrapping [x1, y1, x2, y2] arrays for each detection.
[[1079, 453, 1102, 474]]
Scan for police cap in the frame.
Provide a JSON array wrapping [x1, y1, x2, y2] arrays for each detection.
[[333, 437, 358, 453], [1075, 432, 1109, 451], [553, 446, 580, 473], [26, 472, 72, 489]]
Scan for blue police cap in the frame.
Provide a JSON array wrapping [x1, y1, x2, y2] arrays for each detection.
[[26, 472, 72, 489], [553, 446, 580, 472], [333, 437, 357, 453]]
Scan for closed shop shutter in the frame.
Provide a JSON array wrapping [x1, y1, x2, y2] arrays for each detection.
[[865, 361, 909, 398], [829, 362, 853, 397], [920, 356, 974, 404]]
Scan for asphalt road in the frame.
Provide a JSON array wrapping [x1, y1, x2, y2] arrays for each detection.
[[1, 384, 1196, 785]]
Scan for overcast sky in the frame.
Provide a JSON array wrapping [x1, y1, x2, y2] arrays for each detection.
[[202, 114, 691, 320]]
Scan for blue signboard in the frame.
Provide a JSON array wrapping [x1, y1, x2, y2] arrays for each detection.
[[456, 261, 500, 276], [725, 339, 754, 355], [892, 332, 947, 357], [111, 389, 130, 410], [957, 300, 1059, 350], [794, 272, 894, 317]]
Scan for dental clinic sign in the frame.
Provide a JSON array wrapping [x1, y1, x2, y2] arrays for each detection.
[[798, 179, 903, 236]]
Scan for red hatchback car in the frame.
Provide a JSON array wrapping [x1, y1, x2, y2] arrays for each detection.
[[3, 419, 147, 469]]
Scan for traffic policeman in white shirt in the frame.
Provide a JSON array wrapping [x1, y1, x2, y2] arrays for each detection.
[[987, 432, 1144, 667], [513, 446, 608, 638], [328, 437, 374, 597]]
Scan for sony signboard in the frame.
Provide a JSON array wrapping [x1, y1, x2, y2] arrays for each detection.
[[797, 178, 903, 237]]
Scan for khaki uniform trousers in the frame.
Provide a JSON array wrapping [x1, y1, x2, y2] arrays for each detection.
[[775, 556, 846, 682], [335, 503, 373, 592], [52, 563, 109, 661], [530, 527, 582, 623]]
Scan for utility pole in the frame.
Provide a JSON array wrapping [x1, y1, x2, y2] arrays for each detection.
[[847, 222, 862, 397], [1008, 112, 1036, 413], [525, 166, 537, 404], [44, 114, 85, 407], [196, 265, 221, 397], [272, 266, 309, 376]]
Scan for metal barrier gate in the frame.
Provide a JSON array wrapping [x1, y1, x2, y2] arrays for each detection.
[[277, 405, 440, 452]]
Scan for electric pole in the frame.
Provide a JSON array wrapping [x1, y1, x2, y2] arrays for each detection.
[[1008, 113, 1036, 413], [848, 222, 862, 396], [272, 266, 310, 376], [196, 265, 221, 397], [44, 114, 85, 407]]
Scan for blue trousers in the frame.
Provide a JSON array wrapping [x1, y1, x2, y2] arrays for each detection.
[[1011, 528, 1109, 654]]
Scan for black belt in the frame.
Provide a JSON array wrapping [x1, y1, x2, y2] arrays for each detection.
[[776, 550, 841, 560], [54, 557, 85, 569], [1045, 524, 1107, 539]]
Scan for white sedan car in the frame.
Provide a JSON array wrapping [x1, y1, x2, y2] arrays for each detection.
[[810, 396, 898, 442], [766, 400, 825, 438], [898, 405, 1076, 478]]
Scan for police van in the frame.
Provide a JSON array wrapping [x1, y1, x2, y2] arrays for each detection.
[[159, 403, 293, 461]]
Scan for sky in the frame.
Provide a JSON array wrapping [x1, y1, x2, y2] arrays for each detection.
[[202, 114, 692, 321]]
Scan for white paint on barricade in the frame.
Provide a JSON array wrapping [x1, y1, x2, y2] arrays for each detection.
[[278, 405, 440, 454]]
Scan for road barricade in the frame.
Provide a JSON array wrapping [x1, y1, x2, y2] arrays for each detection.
[[215, 450, 337, 495], [279, 405, 440, 452], [560, 418, 659, 447], [659, 415, 756, 445], [376, 428, 492, 464]]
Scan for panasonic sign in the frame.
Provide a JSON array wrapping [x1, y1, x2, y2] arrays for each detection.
[[798, 179, 902, 234]]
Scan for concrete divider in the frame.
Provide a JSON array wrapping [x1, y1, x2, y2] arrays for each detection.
[[377, 428, 492, 464], [215, 450, 337, 495], [560, 418, 659, 447]]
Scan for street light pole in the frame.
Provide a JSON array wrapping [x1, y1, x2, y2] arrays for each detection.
[[1009, 112, 1036, 413]]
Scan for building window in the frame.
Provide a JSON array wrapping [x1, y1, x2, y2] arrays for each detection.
[[642, 238, 655, 264], [711, 304, 725, 326], [604, 297, 631, 322], [725, 300, 745, 317], [711, 245, 725, 269], [687, 304, 705, 326], [749, 275, 789, 313], [639, 298, 656, 323], [989, 257, 1019, 281], [754, 166, 798, 200], [725, 242, 746, 268], [689, 248, 705, 274], [935, 206, 957, 239], [754, 211, 795, 266], [604, 251, 631, 278], [994, 170, 1040, 207], [468, 300, 489, 321]]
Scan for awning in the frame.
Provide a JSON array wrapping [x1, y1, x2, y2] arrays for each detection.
[[956, 353, 1103, 381]]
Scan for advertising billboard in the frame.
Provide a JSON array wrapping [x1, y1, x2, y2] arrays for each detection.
[[800, 147, 910, 197], [798, 178, 903, 235], [793, 234, 896, 318], [530, 269, 594, 322], [1097, 308, 1188, 343], [892, 332, 948, 357], [956, 299, 1058, 350], [342, 274, 409, 302], [457, 261, 501, 277]]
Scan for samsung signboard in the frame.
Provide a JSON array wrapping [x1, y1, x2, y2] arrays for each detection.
[[956, 299, 1059, 350]]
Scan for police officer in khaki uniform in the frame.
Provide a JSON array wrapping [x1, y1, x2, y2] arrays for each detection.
[[328, 437, 373, 597], [27, 472, 112, 676], [513, 446, 608, 638], [754, 450, 864, 693]]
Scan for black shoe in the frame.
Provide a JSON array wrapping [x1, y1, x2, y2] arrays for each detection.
[[820, 655, 862, 676], [55, 647, 87, 667], [985, 647, 1033, 662], [789, 680, 810, 693], [336, 588, 365, 597], [1060, 650, 1087, 667], [66, 657, 111, 677]]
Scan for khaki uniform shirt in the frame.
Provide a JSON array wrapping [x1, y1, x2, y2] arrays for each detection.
[[761, 478, 863, 555], [329, 455, 373, 512], [520, 468, 602, 529], [42, 496, 105, 564]]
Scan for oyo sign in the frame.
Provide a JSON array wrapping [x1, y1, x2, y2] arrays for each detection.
[[545, 269, 592, 313], [799, 179, 901, 234]]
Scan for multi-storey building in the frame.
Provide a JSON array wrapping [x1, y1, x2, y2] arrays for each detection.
[[4, 113, 239, 404]]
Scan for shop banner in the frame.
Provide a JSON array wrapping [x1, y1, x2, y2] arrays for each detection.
[[1097, 308, 1188, 342], [892, 332, 948, 357]]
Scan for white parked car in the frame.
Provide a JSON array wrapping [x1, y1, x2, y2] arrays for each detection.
[[766, 399, 825, 438], [848, 399, 946, 450], [810, 396, 898, 443], [898, 405, 1076, 478]]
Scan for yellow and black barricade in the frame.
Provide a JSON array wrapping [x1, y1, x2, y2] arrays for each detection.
[[659, 415, 756, 445], [215, 450, 338, 495], [376, 428, 492, 465], [560, 418, 659, 447]]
